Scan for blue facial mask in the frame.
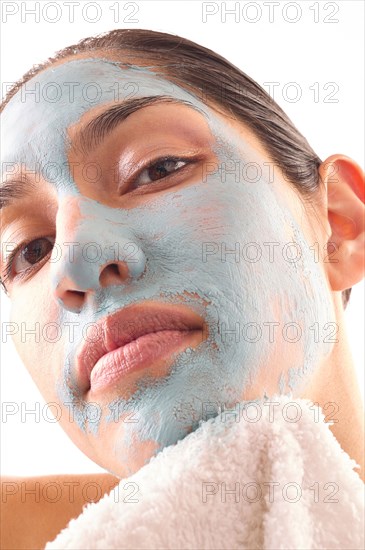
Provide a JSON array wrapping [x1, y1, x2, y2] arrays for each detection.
[[1, 58, 335, 475]]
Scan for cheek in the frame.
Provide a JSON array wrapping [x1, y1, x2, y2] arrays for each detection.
[[10, 270, 61, 396]]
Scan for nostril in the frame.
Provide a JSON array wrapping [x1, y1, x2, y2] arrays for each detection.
[[53, 275, 87, 313], [59, 290, 85, 313], [106, 264, 120, 276], [99, 263, 130, 288]]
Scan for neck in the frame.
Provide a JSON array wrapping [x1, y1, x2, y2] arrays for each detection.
[[301, 305, 364, 482]]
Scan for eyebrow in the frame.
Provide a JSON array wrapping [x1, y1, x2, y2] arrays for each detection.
[[0, 178, 37, 210], [73, 95, 204, 155], [0, 95, 203, 210]]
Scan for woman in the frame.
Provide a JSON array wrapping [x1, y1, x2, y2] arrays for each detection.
[[1, 29, 364, 549]]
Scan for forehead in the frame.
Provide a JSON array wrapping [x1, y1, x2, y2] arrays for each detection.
[[1, 56, 276, 203], [1, 57, 237, 192]]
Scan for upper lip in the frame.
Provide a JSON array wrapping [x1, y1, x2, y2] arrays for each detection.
[[75, 302, 205, 393]]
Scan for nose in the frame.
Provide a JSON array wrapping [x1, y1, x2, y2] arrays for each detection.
[[51, 197, 147, 313]]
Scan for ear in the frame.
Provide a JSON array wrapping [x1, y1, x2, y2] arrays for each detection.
[[319, 154, 365, 291]]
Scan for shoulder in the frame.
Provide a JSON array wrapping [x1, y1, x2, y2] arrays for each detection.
[[1, 473, 119, 549]]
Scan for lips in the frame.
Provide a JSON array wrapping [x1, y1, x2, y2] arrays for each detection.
[[75, 302, 205, 394]]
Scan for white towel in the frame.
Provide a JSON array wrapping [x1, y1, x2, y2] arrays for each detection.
[[45, 396, 364, 550]]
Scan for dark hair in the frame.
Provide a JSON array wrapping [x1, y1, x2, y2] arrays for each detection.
[[0, 28, 351, 308]]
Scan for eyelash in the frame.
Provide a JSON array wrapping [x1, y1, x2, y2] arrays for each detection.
[[1, 238, 54, 289], [1, 154, 199, 289], [121, 154, 199, 191]]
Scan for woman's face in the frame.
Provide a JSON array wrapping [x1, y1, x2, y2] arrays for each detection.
[[1, 54, 335, 477]]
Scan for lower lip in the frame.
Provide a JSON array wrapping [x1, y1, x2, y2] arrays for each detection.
[[89, 329, 199, 393]]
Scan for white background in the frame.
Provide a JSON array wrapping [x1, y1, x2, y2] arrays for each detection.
[[0, 0, 364, 476]]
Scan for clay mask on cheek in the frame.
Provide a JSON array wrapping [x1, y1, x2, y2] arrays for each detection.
[[2, 59, 335, 475]]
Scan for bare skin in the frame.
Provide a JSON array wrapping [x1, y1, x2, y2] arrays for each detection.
[[300, 156, 365, 481], [302, 297, 365, 481], [0, 473, 120, 550]]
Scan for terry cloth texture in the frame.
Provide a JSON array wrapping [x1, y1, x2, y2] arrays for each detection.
[[45, 396, 364, 550]]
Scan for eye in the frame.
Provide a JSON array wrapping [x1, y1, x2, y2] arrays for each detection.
[[3, 237, 54, 282], [133, 156, 191, 188]]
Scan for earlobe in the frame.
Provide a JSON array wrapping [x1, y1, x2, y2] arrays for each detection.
[[319, 154, 365, 291]]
